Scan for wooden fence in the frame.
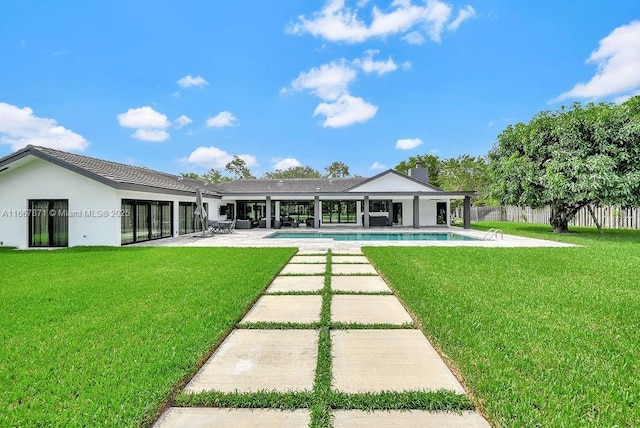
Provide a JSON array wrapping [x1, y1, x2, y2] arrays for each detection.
[[459, 206, 640, 230]]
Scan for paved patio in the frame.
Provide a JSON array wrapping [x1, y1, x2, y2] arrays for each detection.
[[154, 251, 491, 428]]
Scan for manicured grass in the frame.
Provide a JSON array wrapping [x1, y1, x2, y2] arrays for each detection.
[[0, 246, 295, 427], [363, 223, 640, 427]]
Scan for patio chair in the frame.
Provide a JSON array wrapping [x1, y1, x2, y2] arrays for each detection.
[[207, 220, 219, 234]]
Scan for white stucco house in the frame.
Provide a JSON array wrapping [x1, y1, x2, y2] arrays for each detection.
[[0, 146, 475, 249]]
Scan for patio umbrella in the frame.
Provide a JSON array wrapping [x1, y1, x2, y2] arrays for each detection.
[[194, 186, 207, 236]]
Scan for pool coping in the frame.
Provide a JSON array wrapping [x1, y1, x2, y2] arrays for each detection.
[[133, 226, 575, 250]]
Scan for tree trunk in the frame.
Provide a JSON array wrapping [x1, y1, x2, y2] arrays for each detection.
[[586, 205, 603, 234], [549, 204, 571, 233]]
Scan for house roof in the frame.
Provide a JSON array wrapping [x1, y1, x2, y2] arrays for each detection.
[[0, 145, 222, 197], [344, 169, 444, 192], [0, 146, 476, 198], [217, 177, 366, 194]]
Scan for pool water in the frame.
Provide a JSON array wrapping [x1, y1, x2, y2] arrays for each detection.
[[266, 232, 478, 241]]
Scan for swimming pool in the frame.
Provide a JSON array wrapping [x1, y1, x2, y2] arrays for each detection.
[[266, 232, 478, 241]]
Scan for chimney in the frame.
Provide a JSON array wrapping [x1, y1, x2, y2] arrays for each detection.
[[408, 164, 429, 184]]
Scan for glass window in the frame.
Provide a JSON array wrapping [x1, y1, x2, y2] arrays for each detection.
[[179, 202, 207, 235], [322, 200, 357, 224], [121, 201, 135, 244], [29, 200, 68, 247], [369, 200, 390, 212]]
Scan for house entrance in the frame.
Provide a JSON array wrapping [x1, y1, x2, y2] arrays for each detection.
[[392, 202, 403, 225]]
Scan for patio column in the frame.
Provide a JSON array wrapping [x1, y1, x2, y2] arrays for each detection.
[[266, 196, 271, 229], [463, 195, 471, 229], [314, 196, 320, 228], [363, 196, 370, 229], [413, 195, 420, 229], [275, 201, 280, 221]]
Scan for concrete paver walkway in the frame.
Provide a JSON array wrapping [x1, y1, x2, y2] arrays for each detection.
[[155, 251, 490, 427]]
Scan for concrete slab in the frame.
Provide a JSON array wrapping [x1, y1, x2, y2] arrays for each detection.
[[241, 295, 322, 323], [331, 295, 413, 325], [296, 250, 327, 255], [332, 255, 369, 264], [266, 276, 324, 293], [185, 329, 318, 393], [331, 330, 465, 393], [154, 408, 311, 428], [332, 264, 377, 275], [290, 255, 327, 264], [333, 249, 363, 255], [280, 263, 326, 275], [331, 276, 391, 293], [332, 410, 490, 428]]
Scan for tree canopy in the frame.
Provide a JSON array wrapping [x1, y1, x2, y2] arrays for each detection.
[[395, 154, 441, 187], [263, 166, 322, 179], [489, 97, 640, 233], [325, 161, 350, 178], [225, 156, 255, 180], [439, 155, 493, 205]]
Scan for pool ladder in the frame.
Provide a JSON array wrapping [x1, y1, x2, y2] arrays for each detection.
[[482, 228, 503, 241]]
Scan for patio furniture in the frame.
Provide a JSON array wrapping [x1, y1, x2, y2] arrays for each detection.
[[207, 220, 219, 234], [236, 219, 252, 229], [217, 220, 233, 233]]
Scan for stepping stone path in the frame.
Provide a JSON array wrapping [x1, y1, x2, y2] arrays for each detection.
[[154, 251, 490, 428]]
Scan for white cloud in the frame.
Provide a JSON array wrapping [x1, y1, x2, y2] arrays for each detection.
[[273, 158, 302, 170], [177, 75, 208, 88], [131, 129, 170, 142], [355, 49, 398, 75], [370, 161, 387, 170], [287, 0, 472, 44], [174, 115, 193, 129], [290, 60, 357, 101], [314, 94, 378, 127], [555, 20, 640, 102], [206, 111, 238, 128], [183, 146, 257, 169], [403, 31, 425, 45], [117, 106, 170, 129], [447, 5, 476, 31], [287, 50, 411, 127], [117, 106, 171, 142], [395, 137, 423, 150], [0, 102, 88, 151]]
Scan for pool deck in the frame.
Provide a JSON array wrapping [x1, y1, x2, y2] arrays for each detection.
[[134, 226, 574, 251]]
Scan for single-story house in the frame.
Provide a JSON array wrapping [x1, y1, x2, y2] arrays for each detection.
[[0, 145, 475, 249]]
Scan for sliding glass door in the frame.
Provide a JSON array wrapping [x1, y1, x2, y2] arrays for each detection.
[[29, 200, 68, 247], [121, 199, 172, 244]]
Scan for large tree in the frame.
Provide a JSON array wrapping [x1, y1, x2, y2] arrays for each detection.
[[489, 97, 640, 233], [394, 154, 441, 187], [225, 156, 255, 180], [263, 166, 322, 179], [325, 161, 350, 178]]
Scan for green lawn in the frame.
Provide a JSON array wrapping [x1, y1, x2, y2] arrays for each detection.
[[363, 222, 640, 427], [0, 246, 295, 427]]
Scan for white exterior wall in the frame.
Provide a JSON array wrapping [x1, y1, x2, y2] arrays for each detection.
[[0, 158, 120, 249]]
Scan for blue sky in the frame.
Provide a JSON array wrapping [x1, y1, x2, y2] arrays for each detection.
[[1, 1, 639, 177]]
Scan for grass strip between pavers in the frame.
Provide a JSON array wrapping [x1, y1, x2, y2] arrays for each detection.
[[310, 250, 334, 428], [329, 390, 473, 411], [237, 321, 320, 330], [264, 290, 323, 296], [174, 390, 313, 409], [331, 290, 393, 296], [329, 322, 414, 330]]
